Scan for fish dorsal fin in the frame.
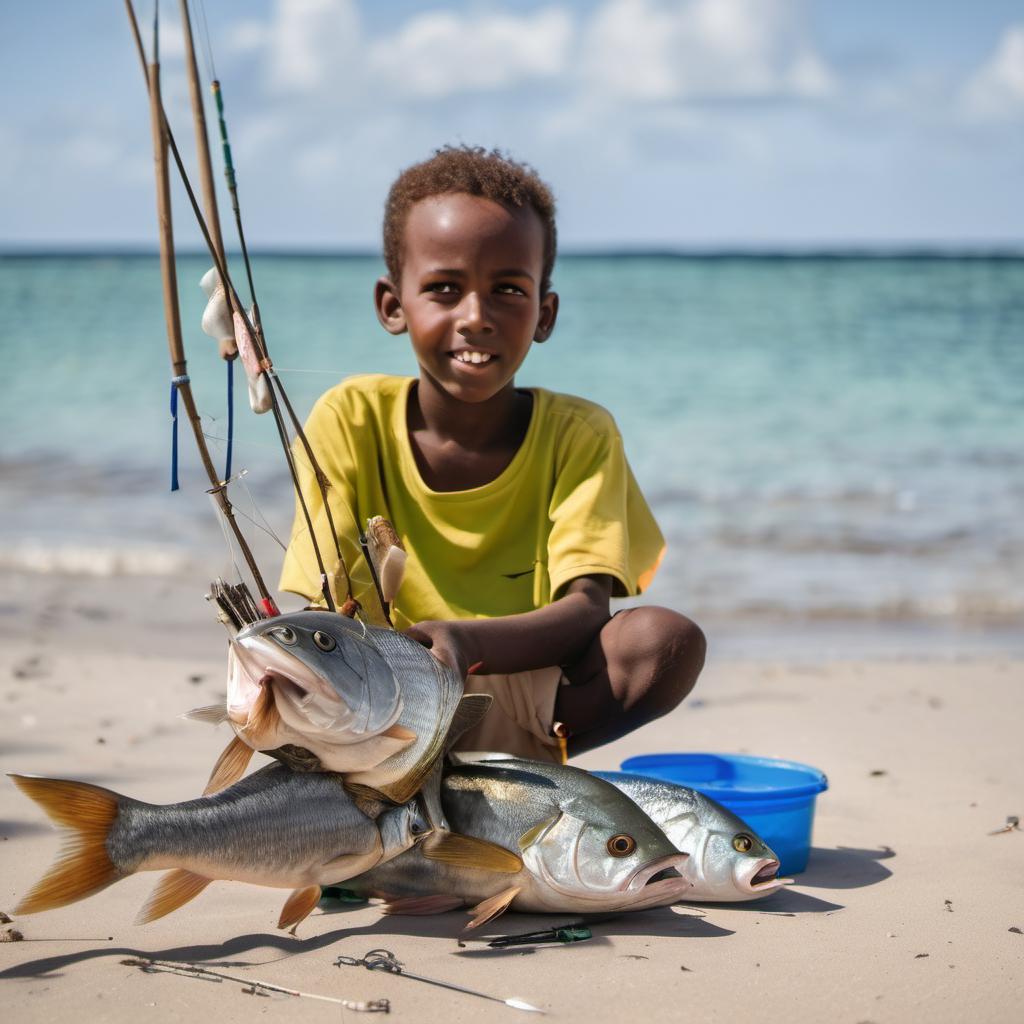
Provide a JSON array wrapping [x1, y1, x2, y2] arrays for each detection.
[[422, 832, 523, 873], [518, 813, 560, 852], [9, 774, 120, 915], [277, 885, 323, 934], [179, 703, 229, 725], [202, 736, 255, 796], [465, 886, 522, 931], [381, 895, 465, 916], [137, 869, 213, 924], [443, 694, 493, 753]]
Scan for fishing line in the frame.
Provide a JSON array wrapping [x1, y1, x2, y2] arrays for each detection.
[[235, 472, 287, 551], [272, 367, 354, 375], [192, 0, 216, 82], [208, 491, 242, 584], [225, 357, 234, 479]]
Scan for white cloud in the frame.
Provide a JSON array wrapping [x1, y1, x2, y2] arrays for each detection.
[[262, 0, 363, 93], [579, 0, 833, 101], [960, 24, 1024, 120], [365, 8, 574, 98], [233, 0, 830, 104]]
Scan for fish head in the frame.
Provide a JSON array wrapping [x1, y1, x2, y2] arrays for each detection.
[[660, 799, 791, 900], [376, 797, 433, 863], [228, 611, 404, 746], [518, 806, 691, 912]]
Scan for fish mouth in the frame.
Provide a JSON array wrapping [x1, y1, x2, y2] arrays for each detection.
[[229, 638, 378, 738], [624, 853, 692, 906], [737, 857, 792, 895]]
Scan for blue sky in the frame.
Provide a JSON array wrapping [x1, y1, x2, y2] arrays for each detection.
[[3, 0, 1023, 250]]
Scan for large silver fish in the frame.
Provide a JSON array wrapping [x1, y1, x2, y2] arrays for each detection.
[[347, 759, 692, 928], [198, 611, 416, 785], [9, 763, 428, 932], [191, 610, 519, 874], [592, 771, 791, 901]]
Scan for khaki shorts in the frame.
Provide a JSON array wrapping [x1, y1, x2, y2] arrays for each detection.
[[452, 667, 567, 764]]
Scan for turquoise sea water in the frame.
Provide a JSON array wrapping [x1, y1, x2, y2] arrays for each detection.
[[2, 253, 1022, 649]]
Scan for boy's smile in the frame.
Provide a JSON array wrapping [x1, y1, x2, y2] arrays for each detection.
[[375, 193, 558, 410]]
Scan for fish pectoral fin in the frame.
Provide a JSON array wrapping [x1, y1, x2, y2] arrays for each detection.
[[517, 814, 560, 851], [465, 886, 522, 931], [242, 683, 280, 746], [422, 832, 523, 874], [137, 869, 213, 924], [443, 694, 493, 752], [277, 885, 323, 934], [383, 722, 417, 742], [202, 735, 255, 796], [381, 895, 465, 916], [9, 774, 120, 915], [179, 703, 229, 725]]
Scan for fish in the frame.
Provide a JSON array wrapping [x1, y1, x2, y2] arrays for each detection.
[[347, 759, 692, 929], [192, 610, 520, 874], [9, 762, 430, 933], [591, 771, 791, 901]]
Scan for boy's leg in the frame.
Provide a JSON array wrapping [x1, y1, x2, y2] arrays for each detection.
[[554, 607, 706, 757]]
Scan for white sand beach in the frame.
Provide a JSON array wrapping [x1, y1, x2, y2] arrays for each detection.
[[1, 567, 1021, 1024]]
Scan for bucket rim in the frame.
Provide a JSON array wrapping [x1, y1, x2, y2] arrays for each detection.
[[619, 752, 829, 801]]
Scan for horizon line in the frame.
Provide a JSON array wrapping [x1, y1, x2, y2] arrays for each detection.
[[2, 244, 1023, 260]]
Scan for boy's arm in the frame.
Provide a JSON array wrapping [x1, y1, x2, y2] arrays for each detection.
[[403, 575, 613, 678]]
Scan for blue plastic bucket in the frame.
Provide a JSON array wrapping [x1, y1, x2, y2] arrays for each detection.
[[619, 753, 828, 874]]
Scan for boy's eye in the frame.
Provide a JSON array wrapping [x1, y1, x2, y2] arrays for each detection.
[[426, 282, 459, 294], [495, 283, 527, 296]]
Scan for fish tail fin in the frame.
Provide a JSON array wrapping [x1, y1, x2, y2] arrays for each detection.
[[465, 886, 522, 931], [422, 832, 523, 873], [203, 735, 255, 795], [277, 885, 323, 934], [137, 869, 214, 924], [8, 774, 121, 914]]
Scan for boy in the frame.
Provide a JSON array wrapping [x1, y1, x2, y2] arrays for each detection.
[[279, 145, 705, 762]]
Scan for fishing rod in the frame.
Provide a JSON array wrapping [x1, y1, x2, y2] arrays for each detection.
[[123, 0, 278, 615], [124, 0, 362, 617]]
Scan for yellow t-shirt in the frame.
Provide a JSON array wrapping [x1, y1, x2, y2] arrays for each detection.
[[278, 375, 664, 629]]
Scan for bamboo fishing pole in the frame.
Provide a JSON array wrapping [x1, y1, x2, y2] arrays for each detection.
[[139, 9, 278, 615], [177, 0, 235, 360]]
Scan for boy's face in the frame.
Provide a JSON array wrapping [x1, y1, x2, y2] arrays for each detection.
[[375, 193, 558, 407]]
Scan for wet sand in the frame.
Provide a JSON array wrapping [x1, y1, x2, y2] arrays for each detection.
[[1, 568, 1021, 1023]]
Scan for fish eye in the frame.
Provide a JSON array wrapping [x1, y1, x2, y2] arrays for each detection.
[[410, 820, 427, 834], [607, 834, 636, 857], [733, 834, 753, 853], [312, 630, 336, 652], [270, 626, 297, 645]]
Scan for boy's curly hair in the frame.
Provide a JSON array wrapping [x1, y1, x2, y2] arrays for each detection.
[[383, 145, 557, 294]]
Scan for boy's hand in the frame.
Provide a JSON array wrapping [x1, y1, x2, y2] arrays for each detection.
[[404, 620, 473, 679], [404, 575, 614, 679]]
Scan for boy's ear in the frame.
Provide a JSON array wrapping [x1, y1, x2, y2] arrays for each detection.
[[375, 276, 408, 335], [533, 290, 559, 344]]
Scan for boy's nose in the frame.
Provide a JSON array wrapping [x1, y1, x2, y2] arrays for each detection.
[[456, 292, 493, 335]]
